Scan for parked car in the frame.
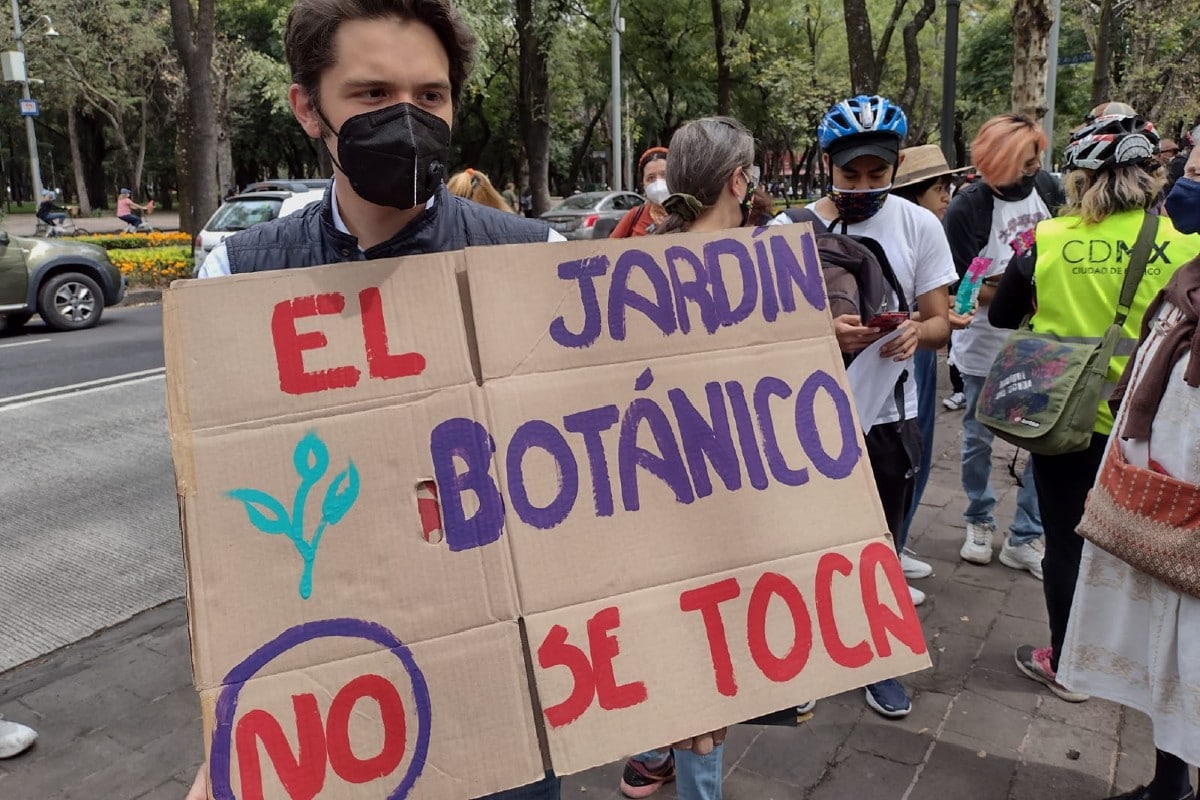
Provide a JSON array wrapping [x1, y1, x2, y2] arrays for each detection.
[[540, 191, 645, 240], [0, 230, 125, 332], [193, 188, 326, 274], [242, 178, 331, 193]]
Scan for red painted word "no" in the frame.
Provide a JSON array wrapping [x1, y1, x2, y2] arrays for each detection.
[[271, 288, 427, 395], [234, 673, 407, 800]]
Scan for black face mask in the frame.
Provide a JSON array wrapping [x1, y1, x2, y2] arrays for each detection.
[[318, 102, 451, 210], [991, 172, 1038, 202]]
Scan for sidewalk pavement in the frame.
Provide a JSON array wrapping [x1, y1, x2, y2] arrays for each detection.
[[0, 361, 1157, 800], [2, 210, 182, 237]]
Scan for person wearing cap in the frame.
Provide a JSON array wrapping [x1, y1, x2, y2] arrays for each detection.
[[116, 188, 149, 229], [942, 114, 1059, 583], [610, 146, 669, 238], [773, 96, 955, 719]]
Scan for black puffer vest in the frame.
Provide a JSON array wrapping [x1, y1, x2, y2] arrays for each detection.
[[226, 185, 551, 273]]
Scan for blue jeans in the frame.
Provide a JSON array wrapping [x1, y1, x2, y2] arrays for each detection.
[[477, 773, 560, 800], [960, 373, 1042, 544], [632, 745, 724, 800], [899, 349, 937, 546]]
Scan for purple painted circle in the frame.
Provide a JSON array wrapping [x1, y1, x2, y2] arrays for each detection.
[[209, 618, 431, 800]]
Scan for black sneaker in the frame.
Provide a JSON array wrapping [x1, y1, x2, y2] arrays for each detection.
[[619, 752, 675, 798]]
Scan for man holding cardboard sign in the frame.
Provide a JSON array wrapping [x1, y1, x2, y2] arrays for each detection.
[[173, 4, 930, 800]]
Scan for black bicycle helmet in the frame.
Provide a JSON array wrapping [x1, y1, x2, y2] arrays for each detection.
[[1063, 112, 1159, 172]]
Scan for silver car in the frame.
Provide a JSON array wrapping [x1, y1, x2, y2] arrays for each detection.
[[540, 191, 645, 240]]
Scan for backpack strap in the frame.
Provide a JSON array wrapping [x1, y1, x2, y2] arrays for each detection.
[[782, 206, 826, 228], [1113, 212, 1158, 327]]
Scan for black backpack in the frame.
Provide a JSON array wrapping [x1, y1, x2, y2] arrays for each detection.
[[783, 206, 908, 337]]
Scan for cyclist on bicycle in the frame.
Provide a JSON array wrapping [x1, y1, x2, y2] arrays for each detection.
[[37, 191, 68, 229], [116, 188, 149, 229]]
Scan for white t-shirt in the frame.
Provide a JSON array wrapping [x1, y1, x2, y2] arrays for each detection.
[[773, 196, 957, 426], [952, 191, 1050, 376], [198, 184, 565, 278]]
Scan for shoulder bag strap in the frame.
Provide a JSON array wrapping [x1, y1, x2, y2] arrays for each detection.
[[1113, 211, 1159, 328]]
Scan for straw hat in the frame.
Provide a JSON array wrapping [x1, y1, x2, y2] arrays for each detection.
[[894, 144, 969, 189]]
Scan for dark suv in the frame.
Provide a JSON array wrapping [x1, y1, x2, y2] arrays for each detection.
[[0, 230, 125, 333]]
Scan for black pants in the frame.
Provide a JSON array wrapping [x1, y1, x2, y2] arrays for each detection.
[[865, 420, 921, 550], [949, 363, 964, 394], [1030, 432, 1107, 672], [1147, 749, 1194, 799]]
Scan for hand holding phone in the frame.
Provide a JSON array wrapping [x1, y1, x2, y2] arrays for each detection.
[[865, 311, 908, 331]]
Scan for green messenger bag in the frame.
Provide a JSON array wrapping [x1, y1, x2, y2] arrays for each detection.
[[975, 211, 1157, 456]]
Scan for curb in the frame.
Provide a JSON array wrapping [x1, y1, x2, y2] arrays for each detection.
[[120, 288, 163, 306]]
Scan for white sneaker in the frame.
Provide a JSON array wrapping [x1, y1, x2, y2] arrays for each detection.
[[901, 550, 933, 579], [960, 521, 996, 564], [999, 536, 1045, 580], [0, 718, 37, 759], [908, 584, 926, 606], [943, 392, 967, 410]]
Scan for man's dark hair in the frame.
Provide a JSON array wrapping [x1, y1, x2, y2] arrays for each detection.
[[285, 0, 476, 111]]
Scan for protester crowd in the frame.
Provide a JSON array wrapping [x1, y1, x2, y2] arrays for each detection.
[[4, 0, 1194, 797], [188, 0, 1197, 796]]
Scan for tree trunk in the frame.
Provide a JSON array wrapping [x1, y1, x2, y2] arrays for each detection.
[[568, 102, 608, 193], [1010, 0, 1054, 122], [709, 0, 752, 117], [215, 53, 235, 195], [898, 0, 937, 114], [169, 0, 218, 236], [516, 0, 552, 214], [842, 0, 878, 94], [135, 99, 148, 195], [175, 109, 193, 232], [1089, 0, 1114, 106], [67, 105, 92, 217], [82, 114, 107, 209]]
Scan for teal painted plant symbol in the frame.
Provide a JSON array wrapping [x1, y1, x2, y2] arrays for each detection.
[[227, 432, 360, 599]]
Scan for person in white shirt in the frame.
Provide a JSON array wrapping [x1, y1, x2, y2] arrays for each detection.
[[774, 95, 955, 720]]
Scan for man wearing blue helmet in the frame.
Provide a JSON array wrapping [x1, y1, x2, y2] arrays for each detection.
[[775, 95, 956, 719]]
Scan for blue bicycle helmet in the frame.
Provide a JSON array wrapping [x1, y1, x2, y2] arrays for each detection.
[[818, 95, 908, 152]]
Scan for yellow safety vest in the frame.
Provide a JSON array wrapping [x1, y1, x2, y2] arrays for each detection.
[[1031, 209, 1200, 435]]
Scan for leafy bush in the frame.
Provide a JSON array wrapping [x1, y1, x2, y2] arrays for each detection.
[[109, 246, 193, 286], [77, 231, 192, 250]]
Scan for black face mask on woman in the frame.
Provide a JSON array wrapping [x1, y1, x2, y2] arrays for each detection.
[[991, 172, 1038, 202], [317, 102, 451, 210]]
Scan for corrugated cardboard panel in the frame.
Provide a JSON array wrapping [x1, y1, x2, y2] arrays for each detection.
[[482, 336, 883, 615], [199, 620, 542, 800], [183, 384, 517, 690], [165, 252, 475, 433], [523, 541, 930, 775], [467, 225, 829, 379]]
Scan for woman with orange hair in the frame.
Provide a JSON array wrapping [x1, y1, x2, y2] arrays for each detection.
[[446, 168, 515, 213], [610, 146, 669, 237], [942, 115, 1064, 580]]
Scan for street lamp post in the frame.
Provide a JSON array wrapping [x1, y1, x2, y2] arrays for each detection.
[[9, 3, 56, 204], [610, 0, 623, 192], [940, 0, 961, 167]]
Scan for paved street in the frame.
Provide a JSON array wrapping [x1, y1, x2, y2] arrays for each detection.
[[0, 211, 183, 238], [0, 305, 179, 671], [0, 340, 1158, 800]]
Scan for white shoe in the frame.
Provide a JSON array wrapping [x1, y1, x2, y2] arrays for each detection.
[[908, 584, 926, 606], [901, 549, 933, 579], [0, 718, 37, 759], [943, 392, 966, 410], [999, 536, 1045, 580], [960, 521, 996, 564]]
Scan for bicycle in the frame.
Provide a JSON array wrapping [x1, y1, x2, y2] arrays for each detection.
[[121, 200, 157, 234], [35, 206, 91, 238]]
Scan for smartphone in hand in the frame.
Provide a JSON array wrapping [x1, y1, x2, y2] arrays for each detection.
[[865, 312, 908, 331]]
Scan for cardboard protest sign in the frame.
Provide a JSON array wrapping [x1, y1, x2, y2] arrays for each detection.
[[165, 224, 930, 800]]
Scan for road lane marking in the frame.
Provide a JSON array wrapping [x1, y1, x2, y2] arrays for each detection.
[[0, 338, 51, 350], [0, 367, 166, 410]]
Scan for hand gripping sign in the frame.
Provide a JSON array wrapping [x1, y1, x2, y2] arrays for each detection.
[[164, 225, 929, 799]]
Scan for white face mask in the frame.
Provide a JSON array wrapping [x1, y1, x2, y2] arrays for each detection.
[[645, 178, 670, 206]]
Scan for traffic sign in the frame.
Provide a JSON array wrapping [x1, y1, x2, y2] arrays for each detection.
[[18, 99, 39, 117], [1058, 52, 1094, 65]]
